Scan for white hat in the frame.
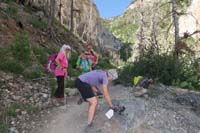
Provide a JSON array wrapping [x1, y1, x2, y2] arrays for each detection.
[[64, 44, 71, 50], [59, 44, 71, 53], [107, 69, 118, 80]]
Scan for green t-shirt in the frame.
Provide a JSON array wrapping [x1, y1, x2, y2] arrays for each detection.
[[76, 57, 92, 74]]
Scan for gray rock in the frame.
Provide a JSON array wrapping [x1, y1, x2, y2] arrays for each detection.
[[11, 121, 15, 125], [65, 88, 79, 96], [35, 11, 45, 19], [9, 127, 19, 133], [21, 111, 27, 115], [42, 93, 48, 98], [12, 95, 21, 101]]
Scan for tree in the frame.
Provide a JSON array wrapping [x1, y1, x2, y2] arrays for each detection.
[[48, 0, 56, 37], [171, 0, 180, 56], [70, 0, 74, 32], [59, 0, 63, 24]]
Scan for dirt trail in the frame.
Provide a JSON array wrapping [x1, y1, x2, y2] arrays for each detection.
[[32, 85, 132, 133], [32, 85, 200, 133]]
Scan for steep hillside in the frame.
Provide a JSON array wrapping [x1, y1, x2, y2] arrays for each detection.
[[104, 0, 200, 53], [0, 1, 85, 79], [30, 0, 101, 43], [0, 1, 85, 132]]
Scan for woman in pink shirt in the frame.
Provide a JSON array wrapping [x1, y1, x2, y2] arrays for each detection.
[[53, 44, 71, 105], [85, 43, 99, 70]]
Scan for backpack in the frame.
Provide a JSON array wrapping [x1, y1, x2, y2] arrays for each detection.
[[45, 54, 57, 73]]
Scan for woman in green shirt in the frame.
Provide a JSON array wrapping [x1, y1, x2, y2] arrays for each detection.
[[76, 52, 92, 74]]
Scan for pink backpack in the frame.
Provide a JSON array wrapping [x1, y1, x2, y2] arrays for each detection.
[[45, 54, 57, 73]]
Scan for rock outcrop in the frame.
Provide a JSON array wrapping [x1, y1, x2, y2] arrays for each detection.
[[31, 0, 101, 43]]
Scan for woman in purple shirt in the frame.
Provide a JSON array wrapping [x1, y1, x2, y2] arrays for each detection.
[[75, 69, 118, 126]]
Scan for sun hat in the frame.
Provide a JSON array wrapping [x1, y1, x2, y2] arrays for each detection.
[[63, 44, 71, 50], [107, 69, 118, 80]]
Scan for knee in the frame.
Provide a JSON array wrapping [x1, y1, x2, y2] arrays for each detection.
[[89, 98, 97, 106]]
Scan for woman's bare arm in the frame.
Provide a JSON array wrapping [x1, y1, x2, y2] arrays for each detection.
[[102, 84, 113, 108]]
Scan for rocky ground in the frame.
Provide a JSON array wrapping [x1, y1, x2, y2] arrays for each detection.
[[1, 70, 200, 133], [30, 84, 200, 133], [0, 71, 52, 133], [0, 70, 79, 133]]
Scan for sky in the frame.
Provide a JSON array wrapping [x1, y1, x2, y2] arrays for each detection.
[[93, 0, 132, 18]]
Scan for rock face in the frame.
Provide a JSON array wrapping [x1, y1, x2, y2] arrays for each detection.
[[31, 0, 100, 43], [125, 0, 200, 37], [179, 0, 200, 37], [103, 0, 200, 61], [98, 28, 123, 51]]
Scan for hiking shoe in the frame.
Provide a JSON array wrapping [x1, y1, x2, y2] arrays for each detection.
[[58, 98, 65, 106], [84, 123, 96, 133], [52, 97, 59, 106], [77, 98, 84, 105]]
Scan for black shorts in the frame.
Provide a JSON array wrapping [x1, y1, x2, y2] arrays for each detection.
[[75, 78, 95, 101]]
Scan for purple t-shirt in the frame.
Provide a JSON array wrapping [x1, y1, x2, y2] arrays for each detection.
[[79, 70, 108, 86]]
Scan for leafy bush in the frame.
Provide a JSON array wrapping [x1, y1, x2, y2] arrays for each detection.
[[68, 51, 79, 77], [0, 123, 8, 133], [116, 64, 135, 86], [33, 46, 48, 65], [7, 103, 22, 117], [4, 5, 19, 20], [23, 66, 45, 80], [11, 33, 31, 65], [120, 43, 133, 62], [49, 79, 57, 97], [25, 105, 39, 114], [65, 79, 75, 88], [0, 60, 24, 74], [172, 58, 200, 90], [29, 16, 48, 29], [118, 50, 200, 91], [96, 57, 116, 70]]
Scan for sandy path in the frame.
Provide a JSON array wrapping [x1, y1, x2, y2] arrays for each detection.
[[33, 85, 131, 133]]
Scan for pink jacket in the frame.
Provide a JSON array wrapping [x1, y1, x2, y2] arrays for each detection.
[[54, 52, 68, 76]]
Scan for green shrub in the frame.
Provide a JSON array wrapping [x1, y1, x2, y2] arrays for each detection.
[[4, 5, 19, 21], [0, 25, 7, 32], [25, 105, 39, 114], [23, 66, 45, 80], [96, 57, 116, 70], [46, 47, 58, 54], [7, 103, 22, 117], [120, 43, 133, 62], [29, 16, 48, 29], [0, 47, 25, 74], [54, 18, 69, 32], [172, 58, 200, 91], [0, 48, 9, 61], [65, 79, 75, 88], [68, 51, 79, 77], [33, 46, 48, 65], [49, 79, 57, 97], [11, 33, 31, 65], [0, 60, 24, 74], [118, 50, 200, 91], [116, 64, 135, 86], [0, 123, 8, 133]]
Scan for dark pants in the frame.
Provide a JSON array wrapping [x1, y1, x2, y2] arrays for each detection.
[[75, 78, 94, 101], [54, 76, 64, 98]]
